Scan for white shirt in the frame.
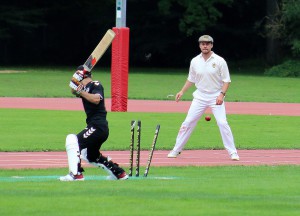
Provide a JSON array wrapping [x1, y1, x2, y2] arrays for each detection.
[[188, 52, 231, 93]]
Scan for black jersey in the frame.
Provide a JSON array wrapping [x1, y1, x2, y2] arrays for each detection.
[[81, 81, 107, 125]]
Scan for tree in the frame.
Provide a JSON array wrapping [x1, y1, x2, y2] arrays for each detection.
[[282, 0, 300, 57], [127, 0, 234, 66], [0, 0, 280, 68], [0, 1, 47, 64], [158, 0, 233, 36], [263, 0, 300, 64]]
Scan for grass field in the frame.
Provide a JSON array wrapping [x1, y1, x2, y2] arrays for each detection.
[[0, 67, 299, 215], [0, 109, 299, 151], [0, 67, 299, 102], [0, 166, 299, 216]]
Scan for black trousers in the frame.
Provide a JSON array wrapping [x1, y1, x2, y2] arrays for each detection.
[[77, 123, 109, 162]]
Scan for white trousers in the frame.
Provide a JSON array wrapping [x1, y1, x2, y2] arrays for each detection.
[[172, 90, 238, 155]]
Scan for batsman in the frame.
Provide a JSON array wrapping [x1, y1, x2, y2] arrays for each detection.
[[59, 66, 128, 181]]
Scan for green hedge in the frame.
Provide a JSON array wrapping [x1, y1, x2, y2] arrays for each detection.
[[265, 60, 300, 77]]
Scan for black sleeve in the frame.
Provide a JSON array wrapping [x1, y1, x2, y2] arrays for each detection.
[[91, 81, 104, 99]]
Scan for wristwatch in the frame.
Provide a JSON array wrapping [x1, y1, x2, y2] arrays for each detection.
[[220, 91, 226, 96]]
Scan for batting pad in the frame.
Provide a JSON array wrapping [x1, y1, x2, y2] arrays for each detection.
[[80, 148, 88, 162], [65, 134, 80, 174], [111, 27, 129, 112]]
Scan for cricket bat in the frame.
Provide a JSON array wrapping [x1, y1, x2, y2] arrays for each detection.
[[83, 29, 116, 71]]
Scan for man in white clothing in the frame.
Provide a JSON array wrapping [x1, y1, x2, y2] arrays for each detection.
[[167, 35, 239, 161]]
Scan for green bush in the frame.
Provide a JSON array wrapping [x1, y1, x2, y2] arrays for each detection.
[[264, 60, 300, 77]]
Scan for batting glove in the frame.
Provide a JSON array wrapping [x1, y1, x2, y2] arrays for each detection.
[[74, 65, 91, 81], [72, 70, 85, 83], [69, 80, 85, 95]]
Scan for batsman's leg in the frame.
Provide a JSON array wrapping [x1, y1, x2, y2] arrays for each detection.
[[89, 153, 128, 180], [81, 146, 128, 180], [65, 134, 81, 174], [59, 134, 84, 181], [80, 148, 88, 161]]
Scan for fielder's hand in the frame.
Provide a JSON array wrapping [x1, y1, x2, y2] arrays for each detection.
[[216, 94, 224, 105], [175, 91, 183, 102]]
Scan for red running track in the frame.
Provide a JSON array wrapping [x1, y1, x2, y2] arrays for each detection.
[[0, 150, 300, 170], [0, 97, 299, 169], [0, 97, 300, 115]]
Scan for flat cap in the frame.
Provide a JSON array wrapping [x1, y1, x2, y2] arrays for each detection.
[[198, 35, 213, 43]]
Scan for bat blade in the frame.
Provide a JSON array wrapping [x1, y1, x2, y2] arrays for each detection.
[[83, 29, 116, 71]]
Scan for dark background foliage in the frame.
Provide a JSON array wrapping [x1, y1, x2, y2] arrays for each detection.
[[0, 0, 297, 69]]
